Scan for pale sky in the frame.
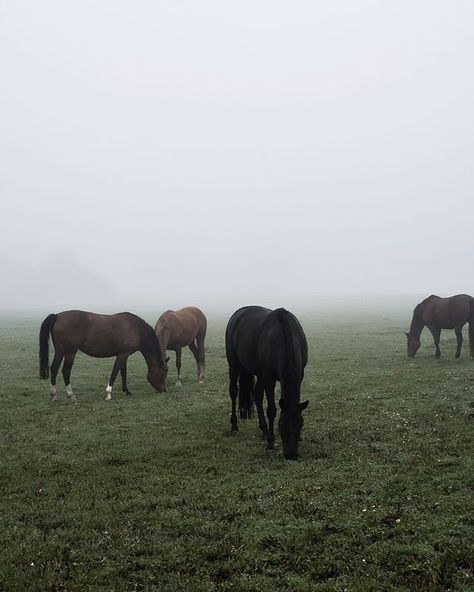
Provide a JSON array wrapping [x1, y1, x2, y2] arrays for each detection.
[[1, 1, 473, 310]]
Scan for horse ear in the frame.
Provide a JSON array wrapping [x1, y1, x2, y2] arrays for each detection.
[[279, 399, 289, 411], [298, 400, 309, 411]]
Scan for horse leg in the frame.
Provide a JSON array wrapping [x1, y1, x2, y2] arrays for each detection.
[[175, 348, 182, 387], [455, 327, 463, 358], [229, 364, 239, 433], [62, 352, 77, 403], [120, 359, 132, 395], [105, 355, 125, 400], [264, 379, 277, 450], [254, 379, 268, 437], [196, 337, 205, 384], [433, 328, 441, 358], [50, 351, 63, 401], [428, 326, 441, 358], [189, 340, 205, 384]]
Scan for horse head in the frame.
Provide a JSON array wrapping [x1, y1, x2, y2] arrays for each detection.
[[278, 399, 309, 460], [405, 332, 420, 358], [147, 356, 169, 392]]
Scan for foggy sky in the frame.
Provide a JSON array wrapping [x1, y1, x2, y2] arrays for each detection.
[[1, 1, 473, 311]]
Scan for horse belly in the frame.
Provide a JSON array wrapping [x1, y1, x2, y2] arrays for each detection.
[[79, 345, 117, 358], [233, 345, 261, 376], [79, 335, 126, 358]]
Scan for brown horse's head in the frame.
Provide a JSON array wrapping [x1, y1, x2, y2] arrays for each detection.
[[405, 332, 420, 358], [278, 399, 309, 460], [147, 357, 169, 392]]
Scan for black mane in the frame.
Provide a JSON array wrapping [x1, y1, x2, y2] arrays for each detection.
[[126, 313, 160, 358], [274, 308, 299, 381]]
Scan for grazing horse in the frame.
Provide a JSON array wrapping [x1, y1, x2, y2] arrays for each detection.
[[154, 306, 207, 388], [39, 310, 168, 402], [405, 294, 474, 358], [225, 306, 308, 460]]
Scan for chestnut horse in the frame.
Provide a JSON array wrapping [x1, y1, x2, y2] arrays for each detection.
[[225, 306, 308, 460], [154, 306, 207, 388], [39, 310, 168, 402], [405, 294, 474, 358]]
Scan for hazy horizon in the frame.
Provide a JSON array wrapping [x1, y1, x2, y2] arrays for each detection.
[[2, 1, 473, 312]]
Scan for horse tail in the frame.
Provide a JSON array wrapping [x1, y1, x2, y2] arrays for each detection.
[[469, 298, 474, 358], [39, 314, 57, 379], [238, 373, 254, 419]]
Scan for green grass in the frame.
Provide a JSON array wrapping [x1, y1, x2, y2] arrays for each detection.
[[1, 307, 473, 591]]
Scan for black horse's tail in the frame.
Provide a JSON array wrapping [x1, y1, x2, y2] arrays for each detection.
[[469, 298, 474, 358], [238, 373, 254, 419], [39, 314, 57, 379]]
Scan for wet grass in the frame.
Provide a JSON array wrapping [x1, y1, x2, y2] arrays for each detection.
[[0, 307, 473, 591]]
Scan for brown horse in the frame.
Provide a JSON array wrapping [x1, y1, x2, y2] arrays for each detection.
[[154, 306, 207, 388], [406, 294, 474, 358], [39, 310, 168, 402]]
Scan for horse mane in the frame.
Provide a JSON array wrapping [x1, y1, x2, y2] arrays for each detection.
[[413, 295, 438, 317], [274, 308, 299, 381], [127, 313, 161, 358]]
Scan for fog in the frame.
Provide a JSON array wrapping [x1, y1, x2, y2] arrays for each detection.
[[1, 1, 473, 312]]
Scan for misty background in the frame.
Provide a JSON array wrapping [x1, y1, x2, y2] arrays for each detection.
[[1, 1, 473, 312]]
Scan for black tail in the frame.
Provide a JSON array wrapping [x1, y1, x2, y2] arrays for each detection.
[[238, 373, 254, 419], [39, 314, 57, 379], [469, 298, 474, 358]]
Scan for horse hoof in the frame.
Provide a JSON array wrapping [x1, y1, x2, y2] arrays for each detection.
[[225, 430, 239, 437], [176, 381, 182, 387], [122, 390, 133, 396], [105, 394, 112, 401]]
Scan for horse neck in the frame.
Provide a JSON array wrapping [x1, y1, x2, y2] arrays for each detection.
[[409, 310, 425, 337], [139, 331, 162, 369], [277, 315, 302, 401], [155, 323, 170, 359], [280, 369, 301, 402]]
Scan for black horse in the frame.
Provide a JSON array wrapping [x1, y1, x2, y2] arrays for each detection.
[[225, 306, 309, 460], [406, 294, 474, 358]]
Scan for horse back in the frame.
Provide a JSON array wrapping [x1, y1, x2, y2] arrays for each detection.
[[226, 306, 307, 379], [52, 310, 144, 357], [422, 294, 473, 328], [258, 309, 308, 379], [156, 306, 207, 348]]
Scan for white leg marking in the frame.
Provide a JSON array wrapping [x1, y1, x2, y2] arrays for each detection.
[[105, 384, 112, 401], [50, 385, 57, 400], [65, 384, 77, 404]]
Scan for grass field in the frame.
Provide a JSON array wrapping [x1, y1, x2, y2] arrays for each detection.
[[1, 304, 473, 591]]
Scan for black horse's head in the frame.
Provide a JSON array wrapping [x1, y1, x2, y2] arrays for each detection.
[[147, 356, 169, 392], [278, 399, 309, 460], [405, 332, 420, 358]]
